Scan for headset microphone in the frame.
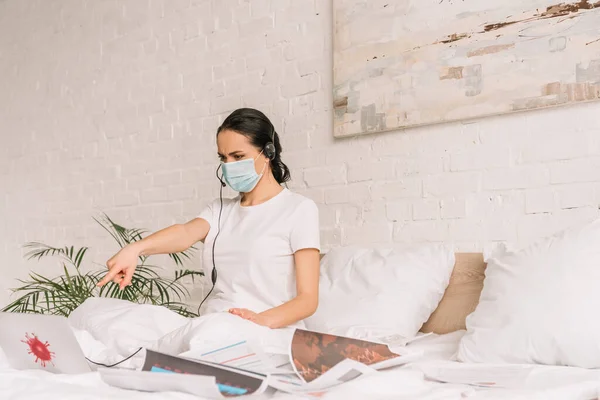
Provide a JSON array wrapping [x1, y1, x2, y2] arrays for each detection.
[[216, 164, 226, 187]]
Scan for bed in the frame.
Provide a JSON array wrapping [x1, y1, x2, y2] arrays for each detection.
[[2, 253, 600, 400]]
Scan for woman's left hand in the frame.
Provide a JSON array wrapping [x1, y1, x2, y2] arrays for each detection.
[[229, 308, 274, 328]]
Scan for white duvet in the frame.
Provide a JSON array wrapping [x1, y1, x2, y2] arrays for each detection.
[[2, 298, 600, 400]]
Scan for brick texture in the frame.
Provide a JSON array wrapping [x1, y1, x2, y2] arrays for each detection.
[[1, 0, 600, 307]]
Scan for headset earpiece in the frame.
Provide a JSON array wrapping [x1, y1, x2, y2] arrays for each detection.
[[264, 142, 276, 160], [263, 125, 277, 161]]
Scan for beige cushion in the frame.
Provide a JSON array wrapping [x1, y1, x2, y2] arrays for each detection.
[[420, 253, 487, 334]]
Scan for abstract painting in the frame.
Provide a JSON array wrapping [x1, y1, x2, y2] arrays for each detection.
[[333, 0, 600, 137]]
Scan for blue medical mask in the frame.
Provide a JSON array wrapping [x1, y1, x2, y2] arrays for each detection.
[[221, 152, 267, 193]]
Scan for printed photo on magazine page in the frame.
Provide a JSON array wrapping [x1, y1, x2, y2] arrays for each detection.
[[290, 328, 401, 383], [142, 349, 268, 397], [269, 358, 376, 396]]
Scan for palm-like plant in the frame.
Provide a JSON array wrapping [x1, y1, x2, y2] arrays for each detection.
[[1, 213, 203, 317]]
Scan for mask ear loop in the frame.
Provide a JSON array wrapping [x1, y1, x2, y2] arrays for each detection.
[[255, 149, 269, 172], [258, 158, 269, 179]]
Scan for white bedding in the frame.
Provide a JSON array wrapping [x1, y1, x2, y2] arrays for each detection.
[[2, 299, 600, 400]]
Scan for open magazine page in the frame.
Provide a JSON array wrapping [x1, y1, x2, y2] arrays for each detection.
[[289, 328, 416, 384], [269, 358, 377, 398], [99, 368, 224, 399], [177, 338, 276, 374], [141, 349, 269, 397]]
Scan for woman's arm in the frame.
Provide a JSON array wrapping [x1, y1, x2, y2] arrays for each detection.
[[230, 248, 320, 328], [97, 218, 210, 288], [133, 218, 210, 257]]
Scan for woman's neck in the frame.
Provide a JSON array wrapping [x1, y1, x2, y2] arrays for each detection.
[[240, 173, 283, 206]]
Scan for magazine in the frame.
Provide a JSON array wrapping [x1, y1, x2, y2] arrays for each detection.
[[100, 328, 422, 398], [266, 328, 423, 397], [100, 349, 270, 399], [268, 358, 378, 398], [99, 368, 224, 398], [289, 328, 409, 383]]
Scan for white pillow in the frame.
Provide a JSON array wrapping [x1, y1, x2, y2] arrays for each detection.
[[458, 217, 600, 368], [304, 244, 455, 340]]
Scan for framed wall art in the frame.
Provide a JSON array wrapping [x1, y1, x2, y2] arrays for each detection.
[[333, 0, 600, 137]]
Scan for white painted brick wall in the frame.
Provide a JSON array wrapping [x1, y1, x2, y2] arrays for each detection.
[[1, 0, 600, 307]]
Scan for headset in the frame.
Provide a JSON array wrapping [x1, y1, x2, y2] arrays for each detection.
[[196, 127, 277, 315]]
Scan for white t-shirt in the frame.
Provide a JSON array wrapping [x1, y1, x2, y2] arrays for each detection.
[[196, 188, 320, 322]]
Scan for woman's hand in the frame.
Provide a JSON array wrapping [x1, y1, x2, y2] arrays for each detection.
[[229, 308, 275, 328], [96, 244, 141, 290]]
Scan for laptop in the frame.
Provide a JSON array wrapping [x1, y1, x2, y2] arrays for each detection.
[[0, 312, 93, 374]]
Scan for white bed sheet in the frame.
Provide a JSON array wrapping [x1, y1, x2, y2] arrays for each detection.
[[400, 332, 600, 400], [1, 299, 600, 400]]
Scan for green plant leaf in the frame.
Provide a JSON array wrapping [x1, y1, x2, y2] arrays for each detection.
[[127, 228, 146, 243], [167, 245, 196, 268], [23, 242, 89, 271], [74, 247, 88, 270], [6, 212, 203, 319], [93, 213, 127, 248]]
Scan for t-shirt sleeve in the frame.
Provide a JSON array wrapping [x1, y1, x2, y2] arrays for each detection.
[[290, 200, 321, 253], [196, 200, 215, 228]]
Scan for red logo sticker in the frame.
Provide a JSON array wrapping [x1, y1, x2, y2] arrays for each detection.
[[22, 333, 55, 367]]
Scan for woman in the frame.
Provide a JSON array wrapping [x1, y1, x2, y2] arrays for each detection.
[[96, 108, 321, 329]]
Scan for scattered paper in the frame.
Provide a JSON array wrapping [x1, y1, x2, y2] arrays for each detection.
[[101, 328, 424, 397], [374, 332, 434, 347], [418, 361, 534, 388]]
